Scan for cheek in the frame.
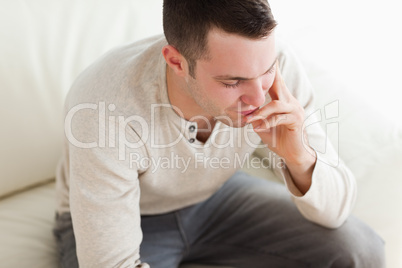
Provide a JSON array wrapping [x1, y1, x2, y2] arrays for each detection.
[[212, 88, 239, 108], [203, 82, 239, 106]]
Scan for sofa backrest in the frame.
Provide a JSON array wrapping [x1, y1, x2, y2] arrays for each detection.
[[0, 0, 163, 198]]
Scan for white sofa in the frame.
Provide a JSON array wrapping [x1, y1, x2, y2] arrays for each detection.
[[1, 1, 401, 267]]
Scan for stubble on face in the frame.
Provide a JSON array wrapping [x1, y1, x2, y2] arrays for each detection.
[[181, 29, 276, 129], [184, 74, 248, 128]]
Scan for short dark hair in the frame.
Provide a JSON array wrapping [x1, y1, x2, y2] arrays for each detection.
[[163, 0, 277, 77]]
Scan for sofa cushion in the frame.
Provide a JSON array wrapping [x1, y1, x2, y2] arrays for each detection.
[[0, 182, 59, 267], [0, 0, 164, 198]]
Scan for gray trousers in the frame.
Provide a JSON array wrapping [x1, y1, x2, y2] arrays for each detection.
[[53, 171, 385, 268]]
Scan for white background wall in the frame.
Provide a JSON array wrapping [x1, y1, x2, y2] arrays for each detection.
[[270, 0, 402, 126]]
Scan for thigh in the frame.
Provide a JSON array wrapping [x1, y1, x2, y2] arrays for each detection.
[[140, 212, 187, 268], [52, 212, 79, 268], [178, 171, 385, 268]]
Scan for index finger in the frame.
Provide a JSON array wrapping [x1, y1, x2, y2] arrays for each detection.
[[268, 60, 286, 101]]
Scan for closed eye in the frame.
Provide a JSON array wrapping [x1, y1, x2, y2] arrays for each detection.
[[223, 81, 241, 88]]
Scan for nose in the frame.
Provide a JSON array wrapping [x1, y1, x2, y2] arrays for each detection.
[[240, 78, 268, 108]]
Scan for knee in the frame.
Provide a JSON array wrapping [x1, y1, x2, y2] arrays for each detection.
[[327, 216, 385, 268]]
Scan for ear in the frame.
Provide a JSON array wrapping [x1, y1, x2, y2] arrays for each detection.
[[162, 45, 188, 77]]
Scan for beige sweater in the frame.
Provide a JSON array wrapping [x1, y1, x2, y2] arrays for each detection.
[[55, 35, 356, 267]]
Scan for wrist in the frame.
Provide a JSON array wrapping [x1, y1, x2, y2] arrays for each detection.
[[285, 145, 317, 166], [285, 147, 317, 195]]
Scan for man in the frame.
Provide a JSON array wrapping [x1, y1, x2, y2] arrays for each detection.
[[53, 0, 385, 267]]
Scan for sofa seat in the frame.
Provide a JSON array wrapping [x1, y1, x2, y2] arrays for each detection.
[[0, 183, 59, 267]]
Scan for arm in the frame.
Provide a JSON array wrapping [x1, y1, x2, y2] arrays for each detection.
[[250, 42, 356, 228], [68, 107, 150, 267]]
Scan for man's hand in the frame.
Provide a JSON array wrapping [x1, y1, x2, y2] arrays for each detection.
[[246, 61, 317, 194]]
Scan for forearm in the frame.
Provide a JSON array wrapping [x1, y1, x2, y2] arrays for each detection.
[[285, 145, 317, 195]]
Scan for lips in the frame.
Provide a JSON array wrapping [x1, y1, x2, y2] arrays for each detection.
[[239, 108, 259, 116]]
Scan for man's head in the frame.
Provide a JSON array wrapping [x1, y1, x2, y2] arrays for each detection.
[[163, 0, 277, 77], [162, 0, 278, 128]]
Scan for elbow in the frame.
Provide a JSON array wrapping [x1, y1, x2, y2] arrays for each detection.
[[309, 214, 348, 229], [296, 202, 352, 229]]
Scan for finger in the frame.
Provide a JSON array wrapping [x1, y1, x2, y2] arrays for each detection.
[[246, 100, 293, 123], [268, 60, 283, 101], [253, 114, 296, 132], [269, 61, 293, 102]]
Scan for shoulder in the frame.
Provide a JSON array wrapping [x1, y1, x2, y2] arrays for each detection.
[[65, 34, 167, 108], [275, 36, 303, 73], [275, 36, 316, 109]]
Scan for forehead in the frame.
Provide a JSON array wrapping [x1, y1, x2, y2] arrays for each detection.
[[197, 28, 276, 78]]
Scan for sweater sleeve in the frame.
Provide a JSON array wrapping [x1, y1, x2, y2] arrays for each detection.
[[263, 40, 357, 229], [67, 105, 150, 267]]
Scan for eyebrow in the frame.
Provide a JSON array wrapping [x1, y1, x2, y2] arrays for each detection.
[[213, 58, 277, 81]]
